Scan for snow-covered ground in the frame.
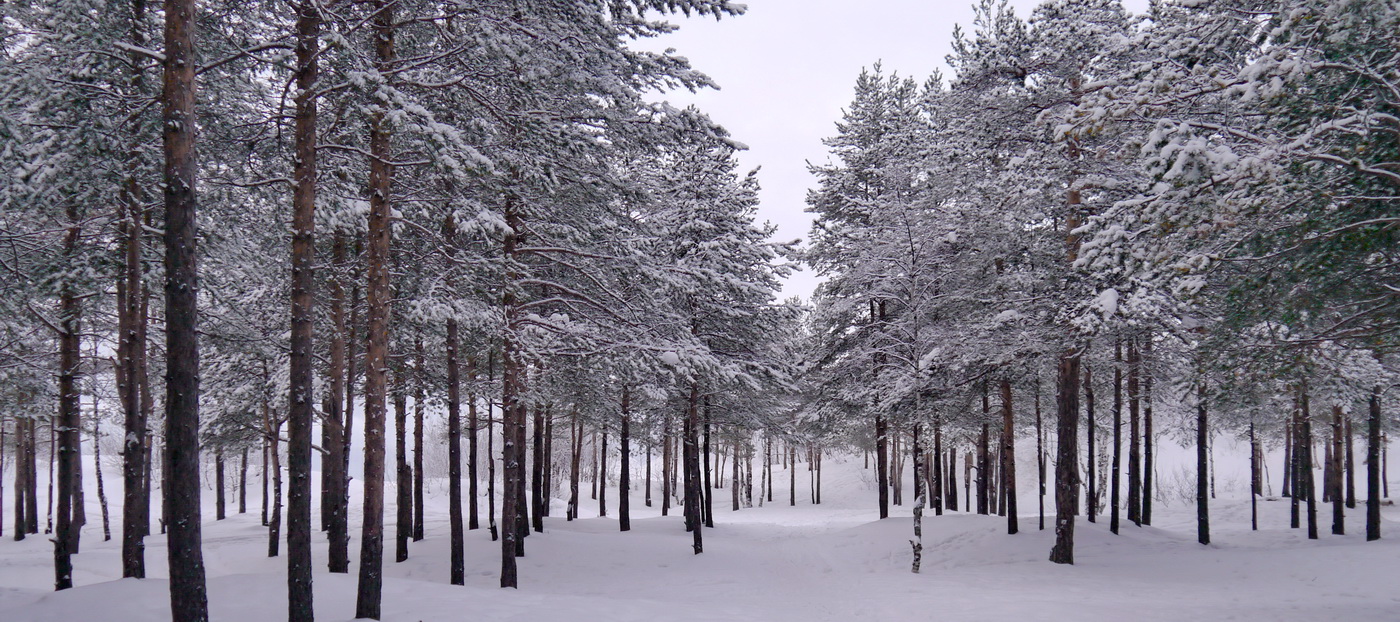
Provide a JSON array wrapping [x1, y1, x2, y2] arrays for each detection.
[[2, 451, 1397, 621]]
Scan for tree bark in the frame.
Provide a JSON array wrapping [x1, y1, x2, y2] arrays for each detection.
[[702, 396, 713, 528], [684, 385, 704, 554], [161, 0, 209, 613], [239, 448, 247, 514], [875, 415, 889, 519], [413, 340, 425, 541], [394, 378, 410, 562], [620, 387, 631, 531], [1084, 365, 1095, 523], [54, 214, 82, 589], [568, 411, 581, 521], [1331, 405, 1344, 536], [1111, 340, 1122, 535], [1301, 383, 1318, 540], [1126, 339, 1141, 526], [215, 452, 225, 521], [1345, 413, 1356, 509], [1366, 387, 1381, 541], [1002, 378, 1017, 535], [447, 323, 464, 584], [1196, 382, 1209, 546], [286, 4, 319, 617], [1142, 338, 1154, 525], [467, 354, 479, 531], [325, 235, 349, 574], [533, 404, 546, 531], [355, 2, 395, 613], [1049, 354, 1080, 565]]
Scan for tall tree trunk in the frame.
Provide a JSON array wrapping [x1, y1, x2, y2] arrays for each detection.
[[543, 409, 553, 517], [266, 399, 283, 558], [1196, 382, 1209, 546], [568, 411, 581, 521], [161, 0, 209, 613], [355, 3, 395, 614], [1301, 383, 1318, 540], [1366, 387, 1381, 541], [933, 419, 943, 516], [215, 452, 225, 521], [1002, 378, 1017, 535], [326, 235, 349, 573], [239, 448, 247, 514], [1290, 395, 1301, 529], [662, 409, 672, 516], [1035, 382, 1043, 529], [119, 0, 151, 579], [977, 419, 989, 516], [1084, 365, 1095, 523], [1111, 340, 1122, 534], [1049, 354, 1080, 565], [54, 207, 83, 590], [93, 416, 111, 541], [286, 4, 319, 617], [486, 352, 497, 542], [702, 396, 713, 528], [533, 405, 546, 531], [684, 385, 703, 554], [1331, 405, 1344, 536], [620, 387, 631, 531], [413, 340, 425, 541], [1249, 419, 1258, 531], [1126, 339, 1140, 525], [946, 442, 958, 514], [789, 445, 797, 507], [1282, 414, 1293, 498], [447, 323, 464, 585], [394, 379, 410, 562], [645, 424, 653, 508], [467, 354, 479, 531], [875, 415, 889, 519], [500, 194, 525, 587], [1142, 338, 1154, 525], [1344, 414, 1356, 509], [598, 426, 608, 518]]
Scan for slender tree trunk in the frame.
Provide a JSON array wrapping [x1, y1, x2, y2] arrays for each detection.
[[262, 439, 270, 527], [1366, 387, 1381, 541], [702, 396, 713, 528], [875, 415, 889, 519], [1290, 395, 1301, 528], [1142, 338, 1154, 525], [933, 419, 943, 516], [93, 416, 110, 541], [285, 5, 319, 617], [598, 426, 607, 519], [945, 443, 958, 514], [266, 400, 283, 558], [467, 354, 479, 531], [1126, 339, 1141, 525], [543, 409, 553, 518], [620, 387, 631, 531], [239, 448, 247, 514], [1283, 415, 1293, 498], [1111, 341, 1122, 534], [1302, 383, 1318, 540], [215, 452, 225, 521], [1331, 405, 1344, 536], [394, 379, 410, 563], [500, 189, 527, 586], [533, 405, 546, 531], [1084, 365, 1095, 523], [413, 341, 425, 541], [1249, 419, 1258, 531], [1049, 354, 1080, 565], [1196, 382, 1209, 546], [977, 420, 989, 516], [645, 427, 652, 508], [684, 385, 703, 554], [1036, 381, 1043, 529], [447, 325, 463, 584], [2, 416, 7, 540], [487, 351, 497, 541], [1002, 379, 1017, 534], [789, 445, 797, 507], [326, 235, 348, 574], [568, 411, 581, 521], [54, 214, 83, 589], [1344, 414, 1356, 509], [662, 409, 672, 516], [161, 0, 208, 612], [355, 4, 395, 613]]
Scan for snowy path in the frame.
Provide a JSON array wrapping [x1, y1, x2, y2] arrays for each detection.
[[3, 456, 1399, 620]]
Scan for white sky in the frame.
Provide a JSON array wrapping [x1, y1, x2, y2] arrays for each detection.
[[637, 0, 1150, 301]]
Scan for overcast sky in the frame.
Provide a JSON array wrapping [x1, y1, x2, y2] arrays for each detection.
[[636, 0, 1149, 301]]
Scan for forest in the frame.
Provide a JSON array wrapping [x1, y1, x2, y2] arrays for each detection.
[[0, 0, 1397, 620]]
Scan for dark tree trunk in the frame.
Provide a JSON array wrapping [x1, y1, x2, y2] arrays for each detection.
[[215, 452, 225, 520], [543, 409, 553, 518], [933, 420, 943, 516], [1282, 415, 1293, 498], [702, 396, 713, 528], [1366, 387, 1381, 541], [1049, 354, 1080, 565], [54, 215, 83, 589], [239, 448, 247, 514], [1142, 339, 1154, 525], [1111, 340, 1122, 535], [875, 414, 889, 519], [977, 420, 989, 516], [487, 352, 497, 541], [1036, 382, 1043, 530], [789, 445, 797, 507], [93, 415, 111, 541], [266, 400, 283, 558], [355, 3, 395, 614], [1344, 414, 1355, 509], [568, 411, 581, 521], [262, 439, 270, 527], [325, 235, 349, 574], [645, 425, 653, 508], [597, 425, 607, 519], [1126, 339, 1141, 526], [533, 405, 546, 531], [161, 0, 209, 613], [1331, 405, 1344, 536], [684, 385, 703, 554], [500, 195, 526, 587], [1290, 398, 1301, 529], [413, 340, 425, 541], [661, 409, 672, 516], [286, 4, 319, 617], [1002, 378, 1017, 535], [1249, 420, 1258, 531], [447, 323, 464, 585], [620, 387, 631, 531], [394, 381, 410, 562], [467, 354, 479, 531], [1301, 384, 1318, 540], [946, 442, 958, 514], [1196, 382, 1209, 546], [1084, 365, 1095, 523]]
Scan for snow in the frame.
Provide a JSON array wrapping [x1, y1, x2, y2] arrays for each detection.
[[2, 450, 1398, 621]]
